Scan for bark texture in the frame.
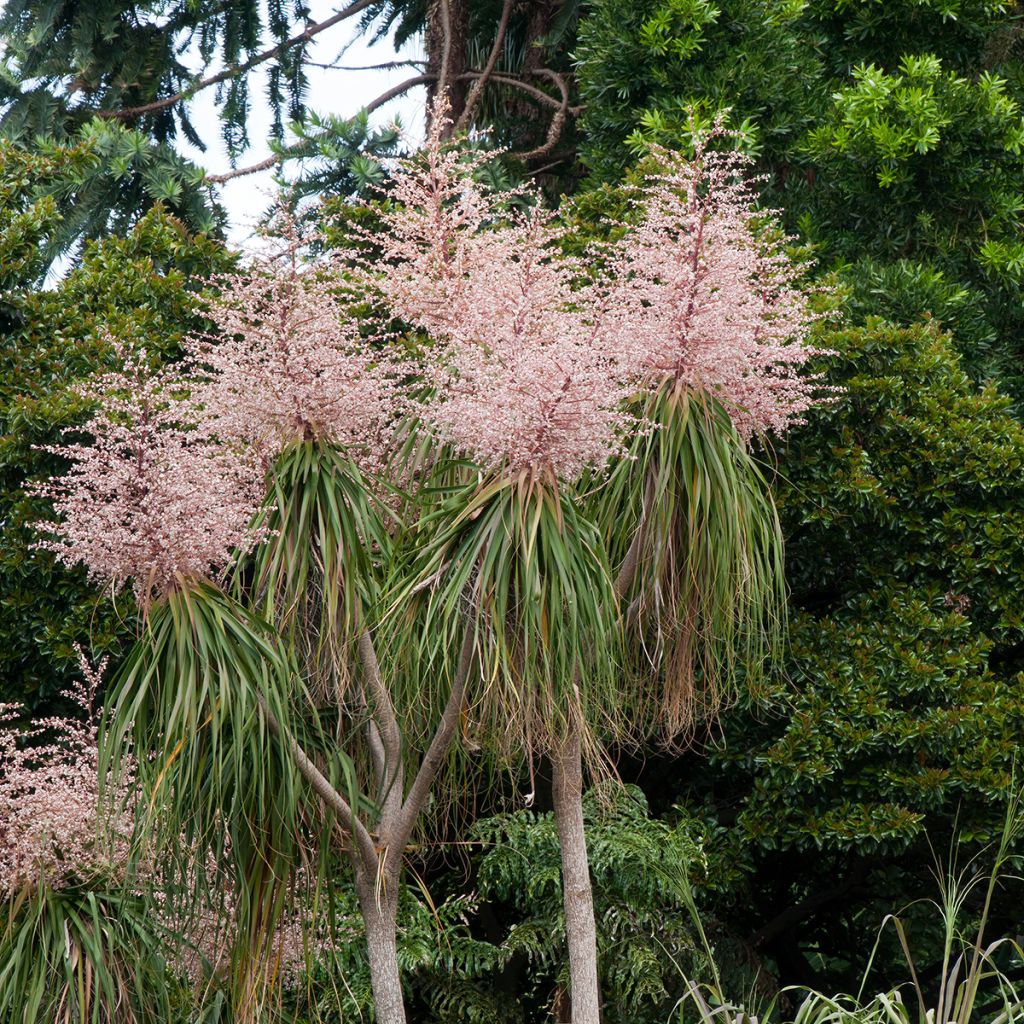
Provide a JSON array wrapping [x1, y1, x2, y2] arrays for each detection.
[[426, 0, 470, 131], [551, 727, 602, 1024], [356, 868, 405, 1024]]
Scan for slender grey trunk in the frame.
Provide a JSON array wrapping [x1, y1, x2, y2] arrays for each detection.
[[550, 727, 602, 1024], [355, 869, 405, 1024], [266, 622, 474, 1024]]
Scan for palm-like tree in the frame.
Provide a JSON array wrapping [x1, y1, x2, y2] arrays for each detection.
[[28, 113, 821, 1024], [359, 112, 821, 1024]]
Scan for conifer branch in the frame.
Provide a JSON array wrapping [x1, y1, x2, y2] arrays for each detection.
[[100, 0, 381, 121], [202, 66, 581, 184]]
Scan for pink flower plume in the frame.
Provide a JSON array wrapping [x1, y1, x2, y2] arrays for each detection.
[[34, 342, 265, 601]]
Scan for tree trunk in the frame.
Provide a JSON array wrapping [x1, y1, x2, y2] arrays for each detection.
[[550, 728, 602, 1024], [426, 0, 470, 130], [355, 868, 406, 1024]]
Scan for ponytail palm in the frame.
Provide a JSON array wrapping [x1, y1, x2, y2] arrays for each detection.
[[359, 107, 643, 1024], [103, 582, 311, 1017], [401, 471, 622, 770], [238, 439, 480, 1024], [33, 345, 315, 1018], [247, 442, 392, 693], [597, 385, 785, 740], [29, 106, 826, 1024], [355, 104, 824, 1023]]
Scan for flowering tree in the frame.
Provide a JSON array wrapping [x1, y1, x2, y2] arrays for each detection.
[[23, 112, 822, 1024], [29, 339, 312, 1019], [360, 114, 822, 1024], [0, 651, 171, 1023]]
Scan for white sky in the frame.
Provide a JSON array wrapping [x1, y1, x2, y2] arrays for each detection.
[[179, 2, 426, 248]]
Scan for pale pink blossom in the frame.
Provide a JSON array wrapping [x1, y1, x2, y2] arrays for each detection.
[[362, 114, 636, 482], [189, 210, 397, 470], [0, 652, 318, 990], [34, 342, 265, 602], [165, 857, 321, 992], [608, 127, 824, 438], [0, 649, 135, 895]]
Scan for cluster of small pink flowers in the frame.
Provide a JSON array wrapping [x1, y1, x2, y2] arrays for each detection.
[[189, 210, 397, 470], [34, 342, 266, 602], [366, 114, 636, 483], [0, 650, 135, 896], [362, 109, 510, 341], [608, 128, 823, 438], [0, 651, 319, 989]]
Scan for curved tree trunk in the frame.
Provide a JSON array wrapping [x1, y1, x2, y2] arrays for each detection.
[[551, 727, 602, 1024], [355, 868, 406, 1024]]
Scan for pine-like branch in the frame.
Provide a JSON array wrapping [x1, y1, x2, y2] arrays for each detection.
[[99, 0, 382, 122]]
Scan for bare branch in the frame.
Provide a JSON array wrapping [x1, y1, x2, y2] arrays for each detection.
[[307, 60, 427, 72], [206, 153, 283, 184], [477, 71, 577, 113], [516, 69, 571, 162], [100, 0, 381, 121], [365, 74, 434, 114], [357, 630, 402, 765], [257, 694, 378, 873], [357, 628, 404, 815], [201, 67, 581, 186], [455, 0, 514, 132]]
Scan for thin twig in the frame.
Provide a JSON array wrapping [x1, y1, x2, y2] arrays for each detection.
[[307, 59, 427, 72], [357, 628, 404, 792], [365, 74, 434, 114], [202, 68, 581, 184], [257, 693, 378, 873], [516, 69, 570, 162], [482, 71, 579, 113], [394, 622, 476, 851], [206, 153, 283, 184]]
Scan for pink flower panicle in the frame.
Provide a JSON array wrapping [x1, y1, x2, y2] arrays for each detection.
[[190, 208, 397, 471], [0, 648, 135, 896], [609, 122, 825, 438], [0, 651, 320, 990], [34, 342, 266, 602], [365, 108, 636, 483], [360, 102, 519, 339]]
